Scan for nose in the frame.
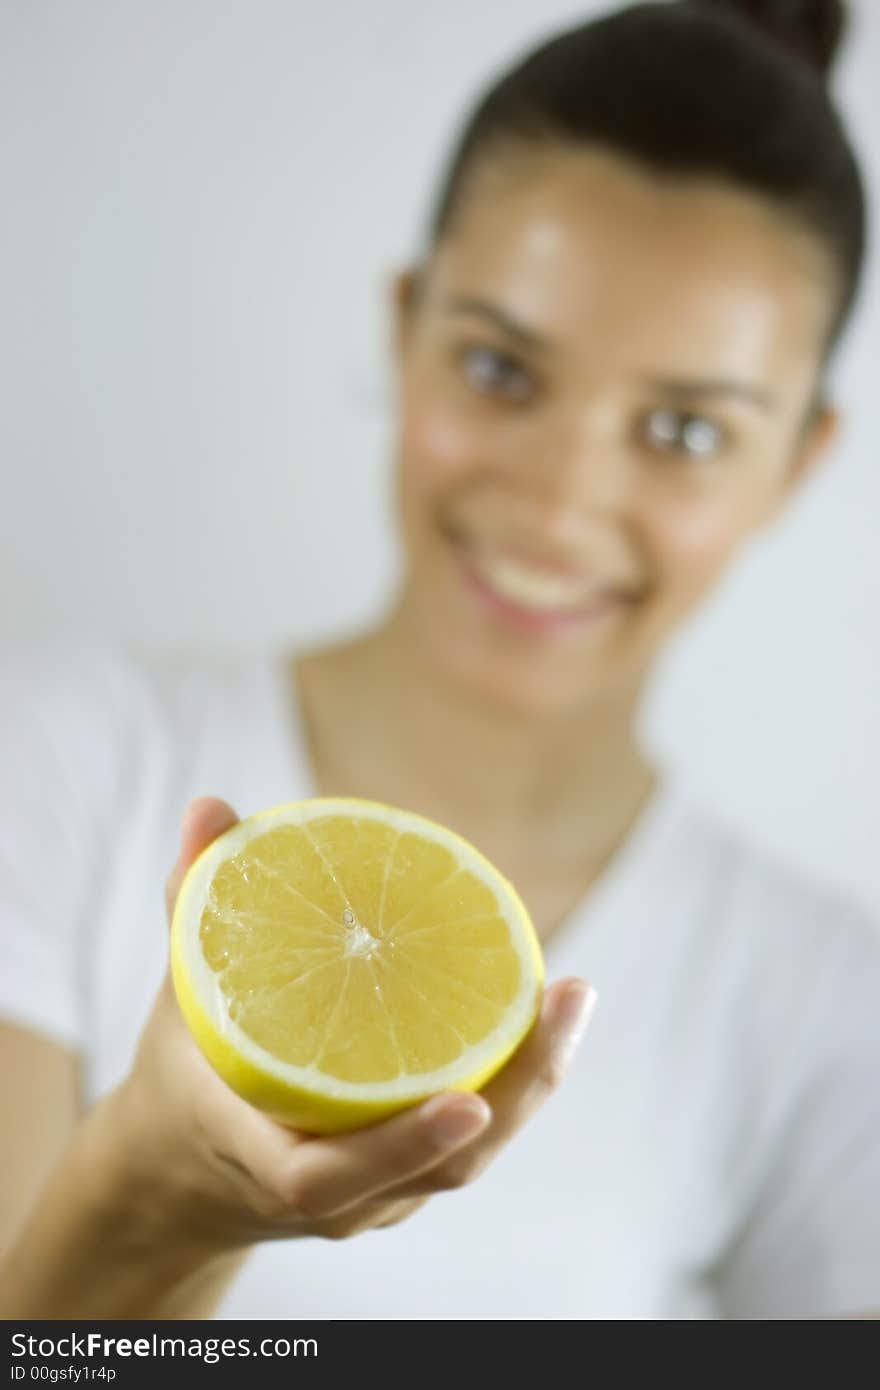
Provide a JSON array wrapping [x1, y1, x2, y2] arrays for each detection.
[[509, 405, 634, 518]]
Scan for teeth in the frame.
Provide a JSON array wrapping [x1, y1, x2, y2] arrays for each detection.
[[473, 553, 604, 613]]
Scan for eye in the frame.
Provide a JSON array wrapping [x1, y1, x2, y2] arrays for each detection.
[[459, 345, 535, 403], [641, 408, 726, 459]]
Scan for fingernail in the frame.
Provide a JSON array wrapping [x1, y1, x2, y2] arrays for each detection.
[[422, 1096, 490, 1148], [555, 984, 599, 1053]]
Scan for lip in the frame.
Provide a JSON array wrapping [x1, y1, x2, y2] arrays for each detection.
[[469, 542, 596, 580], [446, 522, 602, 577], [449, 534, 635, 636]]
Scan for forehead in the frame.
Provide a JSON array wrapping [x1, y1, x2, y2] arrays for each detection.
[[426, 147, 832, 382]]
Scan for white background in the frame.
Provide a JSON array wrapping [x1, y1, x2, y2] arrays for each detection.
[[2, 0, 879, 911]]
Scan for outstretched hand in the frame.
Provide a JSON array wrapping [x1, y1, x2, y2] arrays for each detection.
[[116, 796, 597, 1248]]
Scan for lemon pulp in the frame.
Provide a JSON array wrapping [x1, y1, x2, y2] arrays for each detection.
[[171, 799, 544, 1131]]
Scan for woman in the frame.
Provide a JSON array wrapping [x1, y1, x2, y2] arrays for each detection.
[[2, 0, 878, 1320]]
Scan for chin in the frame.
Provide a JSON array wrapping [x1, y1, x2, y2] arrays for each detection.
[[394, 556, 651, 716], [432, 629, 628, 719]]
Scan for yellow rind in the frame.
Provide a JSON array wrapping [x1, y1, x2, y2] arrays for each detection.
[[170, 797, 545, 1134]]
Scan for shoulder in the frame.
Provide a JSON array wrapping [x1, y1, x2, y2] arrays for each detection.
[[1, 637, 275, 789], [1, 638, 146, 795], [1, 635, 274, 723], [1, 635, 141, 719], [117, 639, 280, 727], [670, 771, 878, 937], [668, 773, 880, 1043]]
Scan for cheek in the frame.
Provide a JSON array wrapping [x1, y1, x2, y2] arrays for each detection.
[[395, 399, 478, 531], [650, 488, 766, 601]]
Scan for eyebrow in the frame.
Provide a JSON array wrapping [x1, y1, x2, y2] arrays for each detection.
[[444, 296, 776, 411], [638, 375, 776, 413], [443, 296, 555, 353]]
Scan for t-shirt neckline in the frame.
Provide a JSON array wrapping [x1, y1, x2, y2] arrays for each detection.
[[265, 644, 683, 964]]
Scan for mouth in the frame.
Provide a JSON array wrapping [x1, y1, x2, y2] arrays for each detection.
[[445, 531, 641, 637]]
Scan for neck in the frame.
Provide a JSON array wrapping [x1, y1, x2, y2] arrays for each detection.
[[295, 609, 657, 875]]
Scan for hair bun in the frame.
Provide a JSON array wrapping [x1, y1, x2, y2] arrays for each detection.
[[688, 1, 847, 76]]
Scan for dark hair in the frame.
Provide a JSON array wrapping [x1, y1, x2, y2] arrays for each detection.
[[427, 0, 866, 352]]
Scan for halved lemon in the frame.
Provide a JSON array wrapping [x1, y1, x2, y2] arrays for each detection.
[[170, 798, 544, 1133]]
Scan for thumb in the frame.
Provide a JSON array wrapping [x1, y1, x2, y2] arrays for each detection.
[[165, 795, 240, 925]]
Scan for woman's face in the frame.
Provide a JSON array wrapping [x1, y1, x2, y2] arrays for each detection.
[[391, 146, 838, 716]]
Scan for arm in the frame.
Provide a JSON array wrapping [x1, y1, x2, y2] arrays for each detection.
[[714, 896, 880, 1320], [1, 798, 595, 1320], [1, 1024, 79, 1258], [0, 1073, 246, 1319]]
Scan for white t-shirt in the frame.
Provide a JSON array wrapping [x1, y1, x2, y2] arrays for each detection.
[[2, 638, 880, 1320]]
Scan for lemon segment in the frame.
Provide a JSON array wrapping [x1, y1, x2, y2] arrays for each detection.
[[170, 798, 544, 1133]]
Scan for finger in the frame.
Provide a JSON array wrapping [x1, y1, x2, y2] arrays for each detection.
[[278, 1090, 493, 1220], [475, 976, 597, 1118], [384, 977, 597, 1199], [372, 1197, 425, 1229], [256, 980, 592, 1217], [165, 795, 239, 924], [311, 1196, 427, 1241]]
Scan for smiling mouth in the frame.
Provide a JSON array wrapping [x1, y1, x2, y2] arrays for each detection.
[[445, 531, 640, 632]]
